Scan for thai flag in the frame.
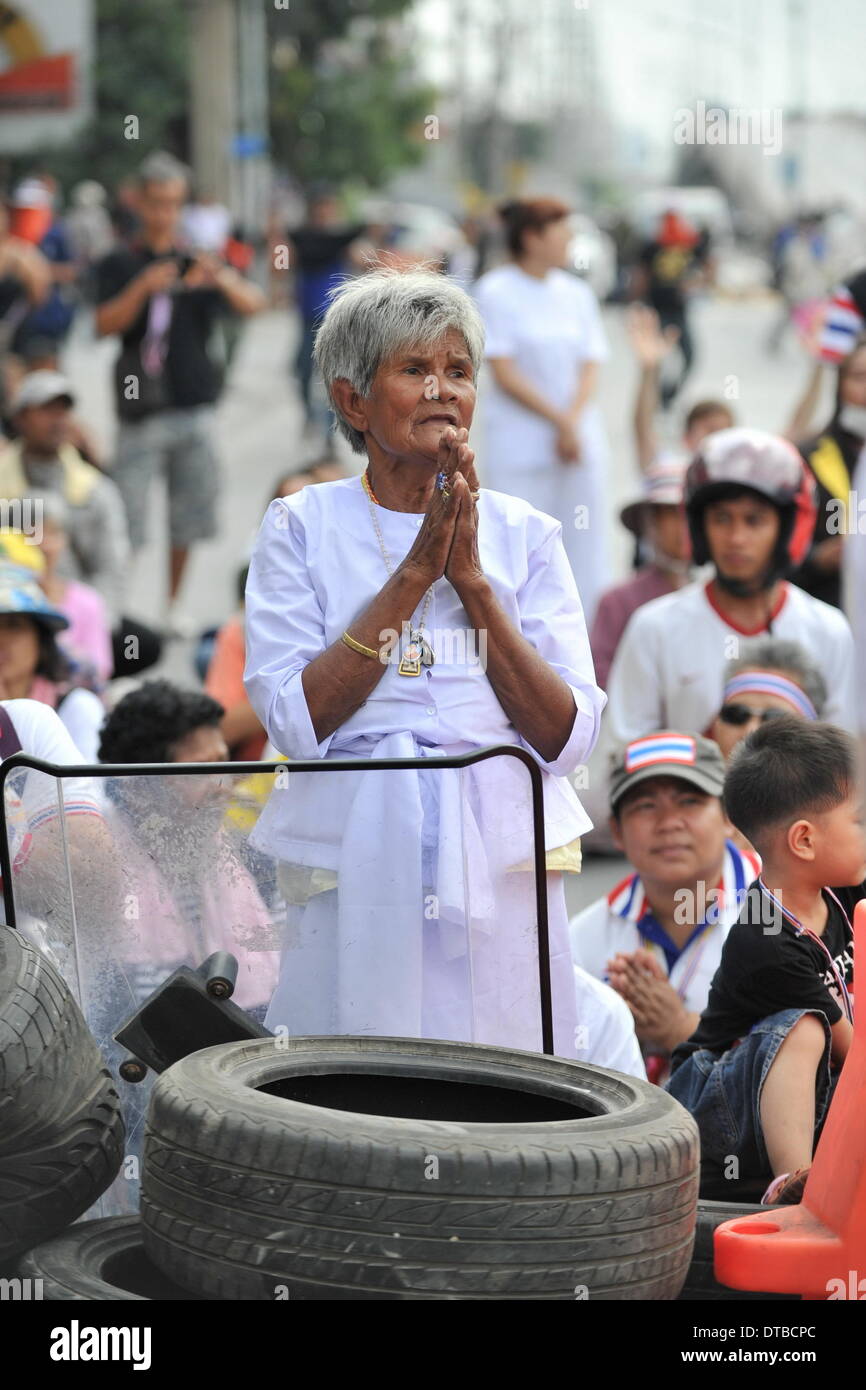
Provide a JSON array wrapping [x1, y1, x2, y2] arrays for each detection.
[[818, 278, 866, 363], [624, 733, 697, 772]]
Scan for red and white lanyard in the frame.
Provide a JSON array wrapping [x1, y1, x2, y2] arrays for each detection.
[[758, 879, 854, 1023]]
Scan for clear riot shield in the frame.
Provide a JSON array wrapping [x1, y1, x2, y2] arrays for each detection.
[[0, 747, 552, 1215]]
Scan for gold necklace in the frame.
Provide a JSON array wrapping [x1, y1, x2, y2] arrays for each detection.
[[362, 469, 434, 676]]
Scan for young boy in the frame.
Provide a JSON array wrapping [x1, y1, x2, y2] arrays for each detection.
[[666, 717, 865, 1204]]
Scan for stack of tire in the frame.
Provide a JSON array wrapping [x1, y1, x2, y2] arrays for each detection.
[[1, 924, 194, 1300], [12, 913, 788, 1301]]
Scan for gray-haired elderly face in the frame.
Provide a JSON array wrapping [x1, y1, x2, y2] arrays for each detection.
[[315, 270, 485, 459]]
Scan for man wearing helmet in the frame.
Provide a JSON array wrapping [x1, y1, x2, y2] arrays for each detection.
[[606, 428, 857, 742]]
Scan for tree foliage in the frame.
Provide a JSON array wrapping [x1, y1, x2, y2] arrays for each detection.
[[268, 0, 436, 189], [10, 0, 434, 197]]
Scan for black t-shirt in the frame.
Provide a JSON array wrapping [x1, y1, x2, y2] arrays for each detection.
[[670, 881, 860, 1071], [95, 243, 227, 419], [639, 237, 707, 317]]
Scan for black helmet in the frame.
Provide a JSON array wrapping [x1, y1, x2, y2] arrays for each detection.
[[685, 428, 817, 589]]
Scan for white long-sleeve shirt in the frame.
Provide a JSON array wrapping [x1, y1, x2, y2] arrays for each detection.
[[244, 476, 605, 838], [242, 476, 611, 1056], [605, 578, 857, 744]]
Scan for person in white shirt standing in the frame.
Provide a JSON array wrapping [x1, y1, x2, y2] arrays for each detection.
[[473, 198, 611, 623], [606, 428, 857, 743], [570, 732, 759, 1084], [241, 267, 640, 1068]]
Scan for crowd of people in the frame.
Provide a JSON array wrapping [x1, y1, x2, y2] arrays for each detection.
[[0, 165, 864, 1215]]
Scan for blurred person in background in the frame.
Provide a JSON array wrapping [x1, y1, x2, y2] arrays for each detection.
[[287, 186, 369, 440], [590, 455, 691, 691], [0, 194, 50, 410], [606, 429, 856, 742], [204, 563, 266, 761], [3, 339, 105, 468], [473, 197, 611, 623], [65, 181, 115, 273], [36, 493, 113, 688], [94, 151, 266, 631], [7, 177, 78, 357], [767, 212, 832, 355], [98, 680, 278, 1015], [628, 303, 734, 473], [631, 209, 713, 408], [789, 334, 866, 608], [0, 370, 160, 677], [0, 562, 104, 760], [708, 638, 828, 762]]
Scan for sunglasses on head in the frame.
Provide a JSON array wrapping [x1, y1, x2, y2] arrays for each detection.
[[717, 703, 790, 728]]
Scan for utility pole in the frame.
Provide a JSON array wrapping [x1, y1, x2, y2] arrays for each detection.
[[236, 0, 271, 238], [187, 0, 237, 210]]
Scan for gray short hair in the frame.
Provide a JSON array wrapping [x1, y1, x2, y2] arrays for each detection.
[[723, 638, 827, 716], [137, 150, 190, 190], [314, 268, 485, 453]]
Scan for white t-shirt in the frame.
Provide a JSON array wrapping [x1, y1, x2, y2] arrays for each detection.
[[474, 264, 609, 474], [605, 579, 857, 743]]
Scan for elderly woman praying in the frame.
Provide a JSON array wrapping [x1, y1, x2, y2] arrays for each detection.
[[244, 270, 637, 1069]]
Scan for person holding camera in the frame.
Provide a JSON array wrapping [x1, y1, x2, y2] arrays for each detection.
[[94, 152, 265, 633]]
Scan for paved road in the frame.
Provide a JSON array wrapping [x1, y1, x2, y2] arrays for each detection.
[[60, 291, 827, 917]]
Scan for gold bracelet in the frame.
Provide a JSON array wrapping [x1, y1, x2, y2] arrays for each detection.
[[341, 629, 380, 661]]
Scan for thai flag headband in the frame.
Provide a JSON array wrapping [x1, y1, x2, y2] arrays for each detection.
[[722, 671, 817, 721], [624, 733, 697, 772]]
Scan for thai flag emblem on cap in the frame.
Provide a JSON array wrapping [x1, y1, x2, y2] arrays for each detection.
[[624, 733, 697, 773]]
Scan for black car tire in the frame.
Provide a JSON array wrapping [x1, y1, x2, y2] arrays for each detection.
[[0, 925, 125, 1261], [142, 1035, 699, 1301], [17, 1216, 202, 1300]]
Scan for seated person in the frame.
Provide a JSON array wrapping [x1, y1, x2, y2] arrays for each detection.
[[606, 428, 856, 742], [0, 562, 105, 760], [590, 454, 691, 690], [570, 732, 759, 1082], [98, 680, 280, 1014], [710, 637, 827, 762], [666, 717, 864, 1205]]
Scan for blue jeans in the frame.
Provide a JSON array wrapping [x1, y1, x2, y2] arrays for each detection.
[[665, 1008, 835, 1181]]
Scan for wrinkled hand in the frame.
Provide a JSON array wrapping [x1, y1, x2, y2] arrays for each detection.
[[400, 427, 463, 586], [555, 415, 581, 464], [444, 472, 484, 597], [627, 303, 680, 368], [606, 949, 691, 1052]]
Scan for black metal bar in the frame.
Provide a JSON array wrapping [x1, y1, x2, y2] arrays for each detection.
[[0, 743, 555, 1054]]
